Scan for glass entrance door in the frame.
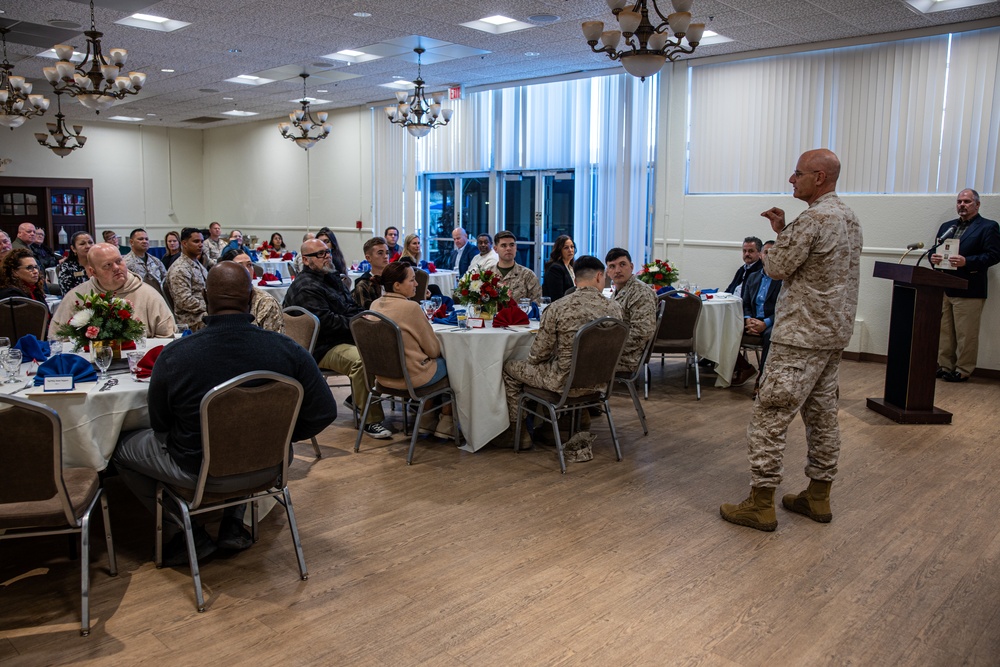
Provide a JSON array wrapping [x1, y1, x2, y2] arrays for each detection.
[[425, 174, 490, 267], [501, 171, 574, 275]]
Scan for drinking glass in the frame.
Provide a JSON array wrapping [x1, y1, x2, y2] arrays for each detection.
[[94, 346, 113, 380], [48, 339, 63, 357], [0, 336, 9, 360], [455, 308, 468, 330], [126, 350, 145, 380], [4, 349, 22, 384], [431, 295, 442, 311], [518, 298, 531, 316], [421, 300, 437, 321]]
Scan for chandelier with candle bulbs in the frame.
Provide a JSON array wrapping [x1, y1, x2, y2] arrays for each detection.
[[583, 0, 705, 81], [42, 0, 146, 113], [0, 28, 50, 129], [278, 74, 333, 150], [384, 47, 453, 139], [35, 91, 87, 158]]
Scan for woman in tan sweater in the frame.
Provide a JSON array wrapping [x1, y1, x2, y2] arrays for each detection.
[[370, 262, 453, 437]]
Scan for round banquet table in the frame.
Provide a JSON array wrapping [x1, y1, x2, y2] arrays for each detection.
[[350, 269, 458, 295], [432, 321, 538, 452], [258, 259, 294, 276], [258, 283, 289, 305], [0, 337, 176, 470], [693, 294, 745, 388]]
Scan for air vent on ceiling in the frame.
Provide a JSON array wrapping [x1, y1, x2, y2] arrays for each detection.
[[198, 88, 220, 93], [182, 116, 225, 124], [528, 14, 560, 23], [48, 19, 83, 29]]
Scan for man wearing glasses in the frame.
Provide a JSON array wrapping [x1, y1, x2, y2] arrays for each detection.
[[283, 239, 390, 439]]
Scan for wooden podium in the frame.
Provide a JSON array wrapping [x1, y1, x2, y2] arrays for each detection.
[[866, 261, 967, 424]]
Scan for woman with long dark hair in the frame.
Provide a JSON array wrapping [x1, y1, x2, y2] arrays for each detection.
[[542, 234, 576, 301], [0, 249, 46, 302], [58, 231, 94, 295]]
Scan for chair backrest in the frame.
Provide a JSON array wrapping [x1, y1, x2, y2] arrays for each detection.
[[349, 310, 418, 398], [281, 306, 320, 353], [194, 372, 303, 509], [411, 269, 429, 303], [0, 395, 77, 526], [0, 297, 50, 341], [629, 299, 667, 380], [655, 291, 702, 348], [288, 263, 298, 278], [160, 282, 176, 315], [557, 317, 629, 404], [251, 263, 264, 278]]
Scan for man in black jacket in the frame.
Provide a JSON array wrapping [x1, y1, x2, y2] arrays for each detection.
[[725, 236, 763, 298], [113, 261, 337, 564], [283, 238, 389, 438], [931, 189, 1000, 382], [742, 241, 782, 383]]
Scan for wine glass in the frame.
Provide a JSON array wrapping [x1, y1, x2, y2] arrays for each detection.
[[4, 349, 22, 384], [94, 346, 113, 381], [421, 300, 437, 321], [431, 295, 442, 311], [0, 336, 9, 361], [518, 298, 531, 316], [48, 339, 63, 357]]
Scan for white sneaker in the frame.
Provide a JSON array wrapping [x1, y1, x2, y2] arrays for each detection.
[[433, 415, 455, 440], [363, 423, 392, 439]]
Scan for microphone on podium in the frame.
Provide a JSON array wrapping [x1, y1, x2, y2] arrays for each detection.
[[899, 241, 924, 264]]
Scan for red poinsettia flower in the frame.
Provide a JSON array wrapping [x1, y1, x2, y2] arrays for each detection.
[[118, 309, 131, 320], [85, 326, 100, 339]]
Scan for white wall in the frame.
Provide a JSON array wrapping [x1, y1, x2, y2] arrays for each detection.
[[654, 63, 1000, 369], [0, 120, 204, 240]]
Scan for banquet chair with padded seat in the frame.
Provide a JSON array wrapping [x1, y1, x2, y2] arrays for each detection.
[[0, 395, 118, 636], [650, 291, 703, 400], [515, 317, 630, 474], [251, 263, 264, 278], [0, 296, 50, 341], [155, 371, 308, 613], [410, 269, 429, 303], [280, 306, 325, 457], [614, 299, 666, 435], [349, 310, 459, 464]]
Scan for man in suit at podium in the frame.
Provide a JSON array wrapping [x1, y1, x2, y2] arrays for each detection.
[[931, 189, 1000, 383]]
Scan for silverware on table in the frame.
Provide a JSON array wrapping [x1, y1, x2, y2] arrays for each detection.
[[10, 378, 33, 395]]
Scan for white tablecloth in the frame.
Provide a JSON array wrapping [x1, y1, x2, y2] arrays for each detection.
[[350, 270, 458, 295], [258, 259, 294, 276], [45, 267, 58, 285], [433, 322, 538, 452], [45, 295, 61, 314], [0, 337, 176, 470], [258, 284, 289, 305], [694, 295, 744, 388]]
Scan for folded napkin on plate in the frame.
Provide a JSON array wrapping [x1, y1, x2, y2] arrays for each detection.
[[259, 273, 280, 285], [657, 285, 678, 296], [33, 354, 98, 386], [528, 302, 540, 320], [492, 301, 530, 327], [13, 335, 50, 362], [433, 311, 458, 326], [282, 252, 294, 261], [701, 288, 718, 294], [135, 345, 165, 380], [427, 262, 436, 273], [431, 295, 455, 319]]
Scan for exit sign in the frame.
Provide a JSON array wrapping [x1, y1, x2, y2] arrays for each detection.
[[448, 86, 462, 100]]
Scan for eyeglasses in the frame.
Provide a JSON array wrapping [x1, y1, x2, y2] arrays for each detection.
[[304, 249, 331, 258], [19, 265, 40, 272], [792, 170, 820, 178]]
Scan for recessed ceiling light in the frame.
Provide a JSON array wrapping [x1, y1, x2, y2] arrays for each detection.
[[392, 75, 405, 80], [289, 96, 331, 104], [161, 68, 175, 73], [146, 113, 157, 116], [221, 109, 258, 117], [109, 116, 144, 121], [381, 80, 414, 90], [225, 75, 275, 85], [481, 15, 516, 25], [228, 48, 241, 54], [316, 89, 328, 93], [524, 52, 540, 57], [117, 13, 191, 32], [223, 97, 234, 100], [353, 11, 372, 17]]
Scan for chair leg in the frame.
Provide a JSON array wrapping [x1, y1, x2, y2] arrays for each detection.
[[100, 490, 118, 577], [154, 485, 164, 568], [251, 499, 259, 543], [449, 391, 461, 446], [549, 404, 566, 474], [79, 509, 91, 636], [605, 398, 623, 461], [177, 504, 206, 612], [407, 399, 428, 465], [626, 380, 647, 435], [643, 363, 650, 400], [354, 394, 376, 453], [282, 487, 308, 580], [310, 436, 321, 458], [513, 397, 525, 453], [693, 353, 701, 400]]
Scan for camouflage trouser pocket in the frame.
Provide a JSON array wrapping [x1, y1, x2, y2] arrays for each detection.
[[757, 358, 806, 409]]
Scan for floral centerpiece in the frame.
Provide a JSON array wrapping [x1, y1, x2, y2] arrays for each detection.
[[255, 242, 283, 259], [637, 258, 679, 290], [55, 290, 146, 355], [454, 268, 511, 319]]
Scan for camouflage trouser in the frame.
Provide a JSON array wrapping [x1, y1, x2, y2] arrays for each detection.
[[503, 359, 563, 422], [747, 342, 843, 487]]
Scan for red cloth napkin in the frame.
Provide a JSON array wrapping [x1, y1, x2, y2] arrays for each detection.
[[135, 345, 164, 379], [390, 251, 401, 263], [492, 301, 529, 327], [427, 262, 437, 273], [259, 273, 280, 285], [282, 252, 293, 261], [433, 303, 449, 319]]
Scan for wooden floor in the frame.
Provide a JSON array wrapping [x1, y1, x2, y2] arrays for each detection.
[[2, 359, 999, 666]]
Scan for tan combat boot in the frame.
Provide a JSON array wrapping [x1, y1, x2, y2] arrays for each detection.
[[720, 486, 778, 531], [782, 479, 832, 523]]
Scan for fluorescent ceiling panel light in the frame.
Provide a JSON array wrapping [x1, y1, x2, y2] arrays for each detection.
[[221, 109, 258, 116], [905, 0, 994, 11], [320, 48, 382, 64], [698, 30, 732, 45], [225, 75, 275, 85], [338, 49, 365, 56], [460, 16, 534, 34], [380, 80, 414, 90], [289, 97, 331, 104], [116, 13, 191, 32], [109, 116, 144, 121]]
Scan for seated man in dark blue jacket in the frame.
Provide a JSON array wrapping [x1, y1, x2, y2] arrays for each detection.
[[741, 241, 782, 387], [113, 261, 337, 565]]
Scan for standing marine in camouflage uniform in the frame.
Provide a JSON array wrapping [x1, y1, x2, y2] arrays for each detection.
[[503, 255, 623, 427], [721, 148, 863, 532], [493, 230, 542, 303], [606, 247, 658, 372]]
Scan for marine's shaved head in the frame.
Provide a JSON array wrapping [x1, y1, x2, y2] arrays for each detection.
[[206, 261, 252, 315]]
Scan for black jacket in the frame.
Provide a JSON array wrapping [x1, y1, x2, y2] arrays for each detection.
[[742, 270, 782, 325], [726, 259, 762, 295], [934, 215, 1000, 299], [282, 268, 361, 360], [543, 262, 575, 301], [442, 243, 477, 276]]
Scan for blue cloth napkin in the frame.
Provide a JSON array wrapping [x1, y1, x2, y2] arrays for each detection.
[[657, 286, 678, 296], [433, 311, 458, 326], [33, 354, 98, 386], [701, 288, 718, 294], [181, 328, 193, 337], [13, 335, 50, 362], [528, 302, 541, 320]]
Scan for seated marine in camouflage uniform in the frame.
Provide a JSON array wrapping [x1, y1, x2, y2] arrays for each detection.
[[605, 247, 658, 373], [493, 230, 542, 303]]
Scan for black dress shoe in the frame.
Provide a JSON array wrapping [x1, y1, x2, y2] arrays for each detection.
[[217, 516, 254, 551], [935, 367, 950, 379], [162, 525, 217, 567], [943, 371, 969, 383]]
